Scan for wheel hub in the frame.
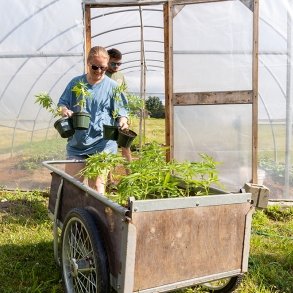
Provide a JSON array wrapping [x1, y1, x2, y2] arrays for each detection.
[[70, 257, 93, 278]]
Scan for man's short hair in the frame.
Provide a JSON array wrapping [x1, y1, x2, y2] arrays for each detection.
[[107, 48, 122, 59]]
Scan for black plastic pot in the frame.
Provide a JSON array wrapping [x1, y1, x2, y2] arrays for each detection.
[[103, 125, 118, 140], [72, 112, 91, 130], [117, 128, 137, 148], [54, 117, 75, 138]]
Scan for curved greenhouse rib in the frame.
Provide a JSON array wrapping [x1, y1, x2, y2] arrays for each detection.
[[122, 64, 163, 71], [43, 59, 84, 141], [123, 69, 161, 74], [106, 39, 163, 48], [121, 58, 164, 65], [6, 32, 82, 156], [92, 25, 163, 39], [260, 16, 286, 42], [30, 51, 84, 142], [91, 7, 162, 21], [0, 23, 81, 104], [0, 0, 60, 45], [10, 49, 83, 156], [259, 92, 278, 162], [259, 56, 286, 99], [123, 49, 163, 55], [26, 43, 83, 136]]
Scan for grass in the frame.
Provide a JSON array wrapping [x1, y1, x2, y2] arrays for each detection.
[[0, 190, 62, 293], [0, 189, 292, 293]]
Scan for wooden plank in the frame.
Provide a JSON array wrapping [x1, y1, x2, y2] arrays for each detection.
[[84, 4, 92, 71], [132, 203, 251, 290], [164, 2, 173, 161], [241, 206, 254, 272], [174, 90, 253, 105], [252, 0, 259, 183]]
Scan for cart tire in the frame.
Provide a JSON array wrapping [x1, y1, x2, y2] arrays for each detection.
[[61, 208, 110, 293], [200, 275, 243, 292]]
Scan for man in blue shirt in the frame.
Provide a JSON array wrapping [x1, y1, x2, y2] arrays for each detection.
[[58, 46, 129, 194]]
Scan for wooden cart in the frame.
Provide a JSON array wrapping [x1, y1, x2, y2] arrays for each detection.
[[43, 160, 253, 293]]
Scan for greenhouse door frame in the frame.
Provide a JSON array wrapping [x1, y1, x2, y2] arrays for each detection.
[[83, 0, 259, 184], [165, 0, 259, 184]]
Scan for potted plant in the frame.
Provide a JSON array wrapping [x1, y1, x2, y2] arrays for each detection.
[[103, 83, 139, 147], [81, 142, 221, 205], [117, 128, 137, 148], [71, 80, 92, 130], [35, 92, 75, 138], [103, 83, 125, 141]]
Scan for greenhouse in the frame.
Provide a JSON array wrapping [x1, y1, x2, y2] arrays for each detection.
[[0, 0, 292, 201], [1, 1, 293, 293]]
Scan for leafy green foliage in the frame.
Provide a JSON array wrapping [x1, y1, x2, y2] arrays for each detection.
[[71, 80, 92, 111], [126, 94, 144, 116], [112, 83, 145, 125], [80, 152, 124, 179], [117, 143, 220, 204], [34, 92, 61, 118], [112, 82, 127, 119], [81, 142, 220, 205], [259, 157, 293, 184], [145, 96, 165, 118]]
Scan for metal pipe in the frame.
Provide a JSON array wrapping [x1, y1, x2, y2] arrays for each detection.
[[0, 52, 82, 58]]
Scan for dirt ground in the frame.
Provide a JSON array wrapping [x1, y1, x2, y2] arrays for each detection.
[[0, 156, 52, 190]]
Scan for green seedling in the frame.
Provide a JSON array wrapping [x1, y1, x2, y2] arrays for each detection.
[[72, 80, 92, 112], [34, 92, 62, 118], [81, 142, 221, 205]]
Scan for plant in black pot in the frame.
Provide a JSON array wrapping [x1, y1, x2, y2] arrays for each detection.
[[71, 80, 92, 130], [103, 82, 138, 147], [103, 82, 127, 141], [35, 92, 75, 138]]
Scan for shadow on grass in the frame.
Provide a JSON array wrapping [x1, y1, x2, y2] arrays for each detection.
[[247, 250, 293, 292], [0, 196, 50, 225], [0, 241, 63, 293]]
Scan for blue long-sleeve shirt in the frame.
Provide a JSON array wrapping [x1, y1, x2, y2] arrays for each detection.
[[58, 74, 128, 156]]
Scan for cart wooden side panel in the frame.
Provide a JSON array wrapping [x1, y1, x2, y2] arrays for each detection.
[[48, 172, 125, 279], [132, 202, 251, 291]]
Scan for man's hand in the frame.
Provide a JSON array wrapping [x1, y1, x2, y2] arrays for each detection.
[[118, 116, 129, 130]]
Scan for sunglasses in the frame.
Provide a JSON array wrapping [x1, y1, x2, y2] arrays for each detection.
[[110, 62, 122, 67], [91, 64, 108, 71]]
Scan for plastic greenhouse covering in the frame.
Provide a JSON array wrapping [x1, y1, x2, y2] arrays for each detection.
[[0, 0, 292, 201]]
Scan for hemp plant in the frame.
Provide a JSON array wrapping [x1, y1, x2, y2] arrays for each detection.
[[80, 142, 221, 206], [80, 152, 125, 183], [125, 93, 144, 124], [35, 92, 62, 118], [112, 82, 127, 119], [71, 80, 92, 112], [116, 142, 221, 204]]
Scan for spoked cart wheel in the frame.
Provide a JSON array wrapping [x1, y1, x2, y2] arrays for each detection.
[[61, 208, 110, 293], [199, 275, 243, 292]]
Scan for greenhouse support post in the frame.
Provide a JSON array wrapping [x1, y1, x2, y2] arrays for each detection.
[[285, 3, 293, 199]]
